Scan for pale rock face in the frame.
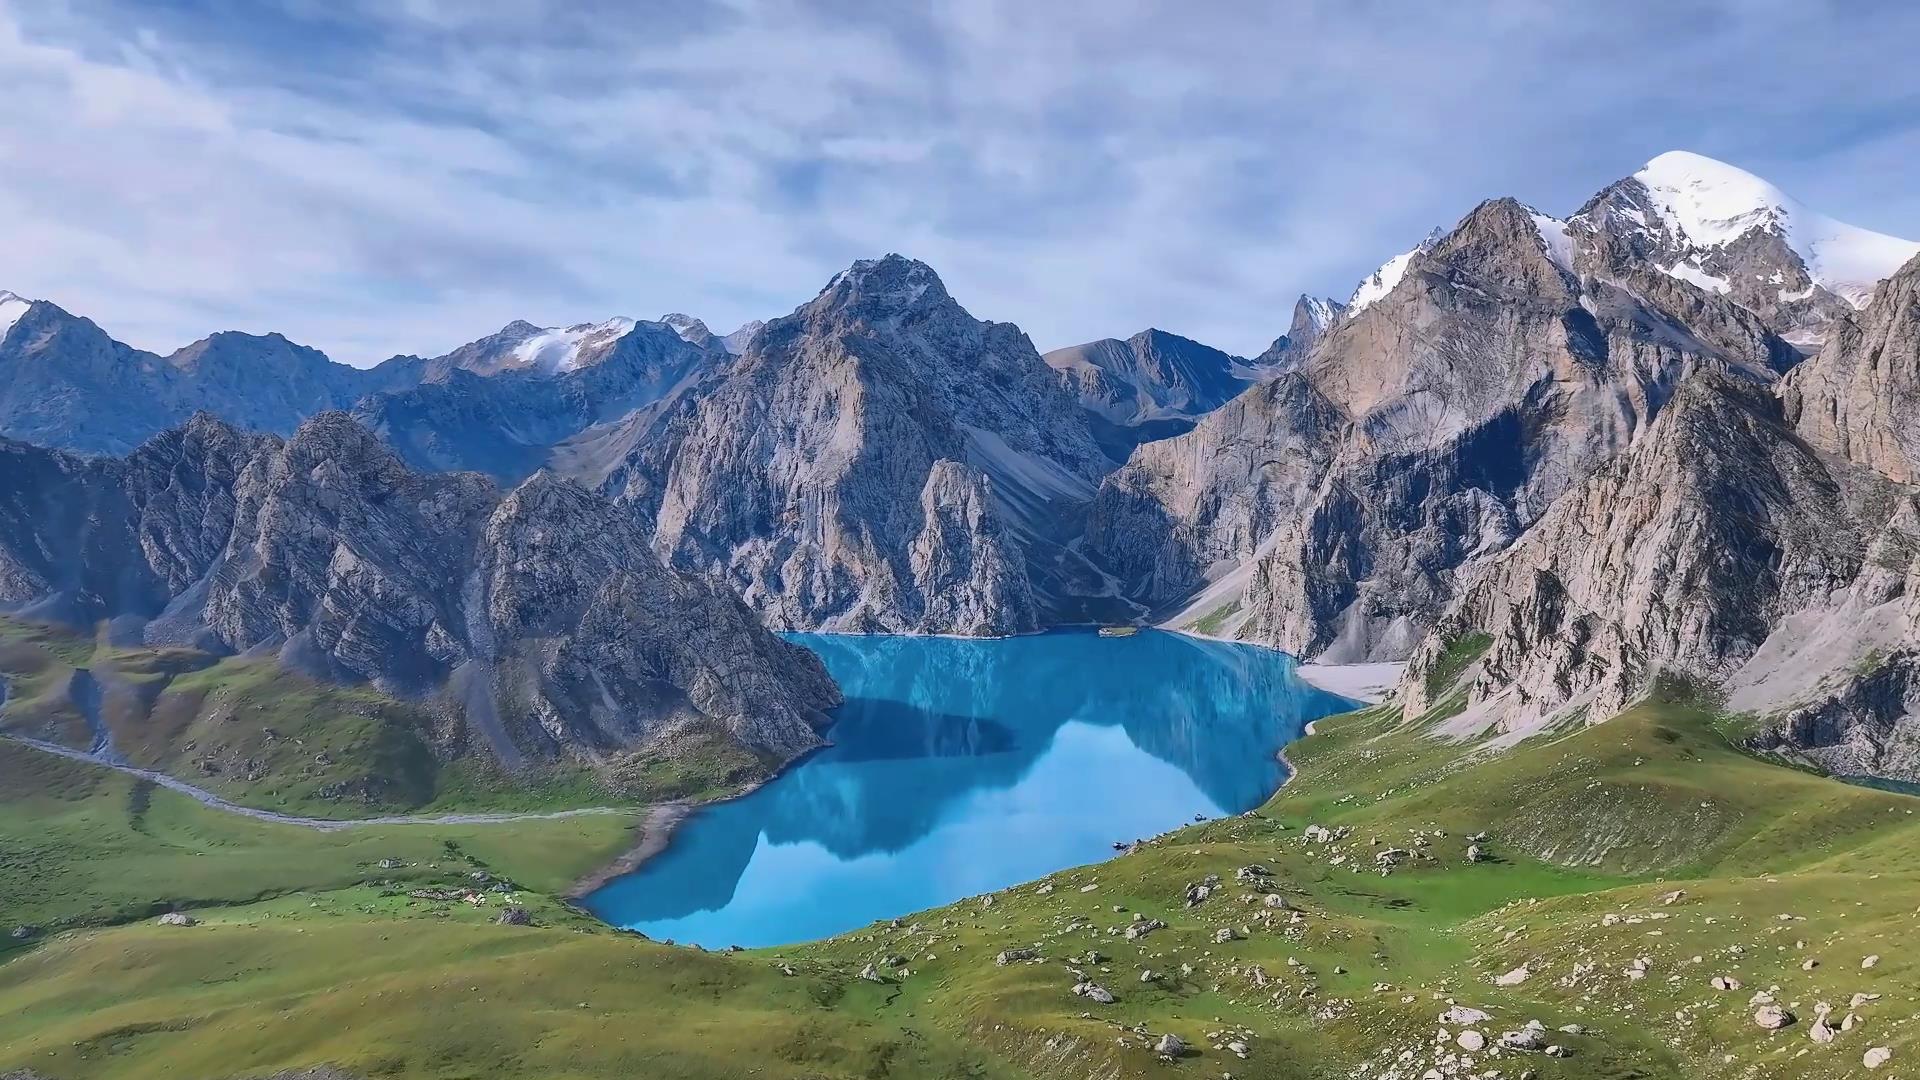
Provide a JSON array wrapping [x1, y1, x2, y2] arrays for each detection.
[[0, 413, 838, 766], [1400, 370, 1861, 735], [1093, 196, 1791, 662], [595, 255, 1108, 635], [1779, 254, 1920, 483]]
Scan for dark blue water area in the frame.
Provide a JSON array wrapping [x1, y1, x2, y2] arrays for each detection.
[[581, 629, 1354, 948]]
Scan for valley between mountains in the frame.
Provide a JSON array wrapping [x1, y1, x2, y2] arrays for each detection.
[[4, 150, 1920, 1080]]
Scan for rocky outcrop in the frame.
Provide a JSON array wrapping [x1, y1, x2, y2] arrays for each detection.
[[0, 413, 838, 767], [1400, 370, 1862, 733], [1086, 373, 1343, 605], [1779, 254, 1920, 483], [1246, 295, 1344, 374], [592, 255, 1110, 634]]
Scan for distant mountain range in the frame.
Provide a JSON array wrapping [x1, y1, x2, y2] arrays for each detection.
[[5, 150, 1920, 785]]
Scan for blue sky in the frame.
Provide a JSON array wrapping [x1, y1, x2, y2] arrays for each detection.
[[2, 0, 1917, 364]]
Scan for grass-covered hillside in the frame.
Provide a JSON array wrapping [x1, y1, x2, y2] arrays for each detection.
[[2, 671, 1915, 1080], [0, 616, 773, 817]]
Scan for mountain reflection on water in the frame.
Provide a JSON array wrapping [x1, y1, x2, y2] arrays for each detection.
[[582, 629, 1354, 948]]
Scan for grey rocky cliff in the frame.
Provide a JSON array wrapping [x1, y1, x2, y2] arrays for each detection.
[[0, 412, 838, 767], [1089, 196, 1791, 661], [1779, 254, 1920, 483], [1399, 369, 1862, 735], [590, 255, 1111, 635], [1395, 256, 1920, 779]]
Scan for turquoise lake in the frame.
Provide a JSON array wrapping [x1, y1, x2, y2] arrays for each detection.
[[582, 629, 1354, 948]]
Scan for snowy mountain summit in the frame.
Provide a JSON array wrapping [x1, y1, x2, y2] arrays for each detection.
[[1576, 150, 1919, 341]]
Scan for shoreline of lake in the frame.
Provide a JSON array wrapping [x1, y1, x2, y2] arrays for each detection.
[[576, 627, 1361, 948]]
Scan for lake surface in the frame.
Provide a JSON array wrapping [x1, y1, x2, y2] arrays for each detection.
[[582, 629, 1354, 948]]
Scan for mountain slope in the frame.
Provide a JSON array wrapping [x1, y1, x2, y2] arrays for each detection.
[[355, 319, 716, 482], [0, 297, 424, 457], [0, 413, 839, 792], [589, 255, 1112, 635], [1091, 195, 1792, 662], [1043, 328, 1248, 458]]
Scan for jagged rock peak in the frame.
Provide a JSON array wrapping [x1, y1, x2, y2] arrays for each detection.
[[1249, 295, 1347, 373], [810, 254, 956, 322]]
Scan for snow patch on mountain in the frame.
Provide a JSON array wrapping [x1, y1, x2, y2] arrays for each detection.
[[1347, 228, 1444, 314], [1635, 150, 1919, 306], [1528, 209, 1576, 274], [0, 291, 30, 341], [509, 317, 637, 374]]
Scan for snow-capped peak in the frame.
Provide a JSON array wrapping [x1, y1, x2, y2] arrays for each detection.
[[509, 316, 636, 374], [1300, 295, 1341, 331], [1346, 227, 1445, 314], [0, 290, 32, 342], [1632, 150, 1919, 307], [659, 313, 712, 345], [720, 319, 765, 356]]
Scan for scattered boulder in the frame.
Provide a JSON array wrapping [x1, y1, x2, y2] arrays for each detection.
[[1865, 1047, 1893, 1070], [1499, 1024, 1547, 1051], [1457, 1030, 1487, 1052], [156, 912, 197, 927], [858, 963, 885, 983], [1154, 1033, 1187, 1059], [1466, 844, 1488, 863], [8, 925, 38, 941], [1494, 965, 1531, 986], [1072, 981, 1115, 1004], [1711, 975, 1742, 991], [495, 906, 531, 926], [1753, 1006, 1795, 1030], [995, 947, 1039, 966], [1659, 889, 1686, 905], [1863, 954, 1880, 969], [1441, 1006, 1492, 1026]]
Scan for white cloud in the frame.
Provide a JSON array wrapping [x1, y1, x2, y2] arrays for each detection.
[[0, 0, 1915, 364]]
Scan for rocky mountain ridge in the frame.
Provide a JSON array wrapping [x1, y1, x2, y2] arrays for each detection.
[[585, 254, 1113, 635], [1084, 153, 1920, 779], [0, 412, 839, 773]]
